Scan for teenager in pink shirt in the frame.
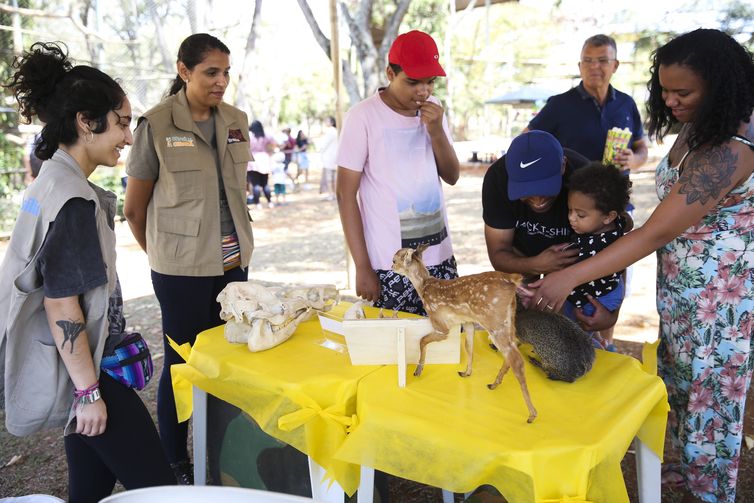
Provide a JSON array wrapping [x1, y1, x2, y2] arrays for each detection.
[[336, 30, 460, 314]]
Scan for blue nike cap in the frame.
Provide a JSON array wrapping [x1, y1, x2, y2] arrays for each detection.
[[505, 130, 564, 200]]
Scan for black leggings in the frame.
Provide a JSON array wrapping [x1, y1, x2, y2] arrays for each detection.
[[64, 372, 175, 503], [247, 171, 271, 204], [151, 266, 248, 464]]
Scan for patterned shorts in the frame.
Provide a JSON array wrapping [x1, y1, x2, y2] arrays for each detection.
[[374, 256, 458, 315]]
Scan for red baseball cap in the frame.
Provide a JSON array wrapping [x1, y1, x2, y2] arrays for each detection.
[[388, 30, 446, 79]]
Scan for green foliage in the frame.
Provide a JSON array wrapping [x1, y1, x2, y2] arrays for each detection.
[[0, 0, 35, 234], [278, 66, 335, 129], [721, 0, 754, 49], [449, 3, 558, 140], [0, 122, 24, 235], [404, 0, 447, 36], [89, 167, 126, 219]]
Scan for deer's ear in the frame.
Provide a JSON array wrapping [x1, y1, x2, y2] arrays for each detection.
[[415, 243, 429, 257], [403, 250, 414, 267]]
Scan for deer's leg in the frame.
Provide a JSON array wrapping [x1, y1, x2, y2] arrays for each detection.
[[487, 339, 510, 390], [490, 330, 537, 423], [414, 330, 448, 377], [458, 322, 476, 377]]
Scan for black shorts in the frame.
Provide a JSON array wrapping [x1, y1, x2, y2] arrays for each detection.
[[374, 256, 458, 315]]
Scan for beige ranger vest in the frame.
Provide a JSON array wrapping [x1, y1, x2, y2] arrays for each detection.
[[141, 89, 254, 276], [0, 150, 116, 436]]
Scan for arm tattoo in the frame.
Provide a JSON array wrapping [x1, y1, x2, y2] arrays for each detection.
[[677, 146, 738, 205], [56, 319, 85, 353]]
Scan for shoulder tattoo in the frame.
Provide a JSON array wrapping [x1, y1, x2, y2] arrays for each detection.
[[677, 146, 738, 205], [56, 319, 85, 353]]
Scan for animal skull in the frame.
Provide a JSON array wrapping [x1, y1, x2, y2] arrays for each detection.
[[217, 282, 339, 351]]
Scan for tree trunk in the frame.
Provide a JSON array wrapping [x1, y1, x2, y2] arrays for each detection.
[[147, 1, 175, 77], [297, 0, 412, 106], [233, 0, 263, 114]]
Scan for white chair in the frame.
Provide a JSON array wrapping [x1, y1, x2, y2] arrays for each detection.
[[98, 485, 319, 502], [0, 496, 64, 503]]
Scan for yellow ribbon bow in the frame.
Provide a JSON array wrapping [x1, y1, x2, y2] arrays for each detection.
[[278, 400, 357, 432]]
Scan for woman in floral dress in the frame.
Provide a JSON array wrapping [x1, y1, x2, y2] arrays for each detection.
[[528, 28, 754, 502]]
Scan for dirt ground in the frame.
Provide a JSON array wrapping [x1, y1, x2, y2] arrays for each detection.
[[1, 161, 753, 501]]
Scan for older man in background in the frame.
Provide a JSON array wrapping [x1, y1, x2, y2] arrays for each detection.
[[526, 34, 647, 171]]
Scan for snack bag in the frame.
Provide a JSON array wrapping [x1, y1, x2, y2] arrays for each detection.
[[602, 127, 632, 166]]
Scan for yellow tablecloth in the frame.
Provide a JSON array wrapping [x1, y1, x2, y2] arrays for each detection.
[[171, 303, 388, 494], [172, 303, 668, 501], [333, 330, 668, 503]]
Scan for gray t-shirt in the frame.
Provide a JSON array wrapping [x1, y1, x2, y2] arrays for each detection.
[[128, 114, 236, 235], [37, 198, 124, 356]]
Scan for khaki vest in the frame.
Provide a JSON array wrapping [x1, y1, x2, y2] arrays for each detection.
[[141, 89, 254, 276], [0, 150, 116, 436]]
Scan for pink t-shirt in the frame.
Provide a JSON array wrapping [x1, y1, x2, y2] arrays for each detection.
[[337, 92, 454, 270], [248, 135, 274, 174]]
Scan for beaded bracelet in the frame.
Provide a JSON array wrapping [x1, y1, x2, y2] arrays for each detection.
[[73, 381, 101, 408]]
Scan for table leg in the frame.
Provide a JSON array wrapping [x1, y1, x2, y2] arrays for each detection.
[[308, 456, 345, 502], [192, 386, 208, 485], [441, 489, 472, 502], [397, 327, 406, 388], [357, 466, 374, 503], [634, 436, 661, 503]]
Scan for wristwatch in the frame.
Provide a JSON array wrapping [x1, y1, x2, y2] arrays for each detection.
[[79, 388, 101, 404]]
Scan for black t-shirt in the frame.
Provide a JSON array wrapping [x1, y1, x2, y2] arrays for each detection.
[[36, 198, 125, 352], [481, 148, 589, 257]]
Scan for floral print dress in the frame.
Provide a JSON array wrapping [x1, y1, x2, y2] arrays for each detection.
[[655, 147, 754, 503]]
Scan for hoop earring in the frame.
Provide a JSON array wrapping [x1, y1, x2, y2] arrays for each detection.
[[84, 131, 94, 144]]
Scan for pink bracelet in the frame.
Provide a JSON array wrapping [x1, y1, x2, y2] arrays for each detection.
[[73, 381, 99, 398], [73, 381, 101, 407]]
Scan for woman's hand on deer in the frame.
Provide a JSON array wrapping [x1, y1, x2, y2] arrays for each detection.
[[527, 269, 575, 313], [516, 283, 535, 309]]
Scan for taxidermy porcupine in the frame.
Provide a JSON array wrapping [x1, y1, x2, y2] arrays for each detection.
[[515, 309, 595, 382]]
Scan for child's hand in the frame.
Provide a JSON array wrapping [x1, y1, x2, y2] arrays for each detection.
[[355, 266, 381, 303], [574, 295, 619, 332], [418, 100, 444, 132]]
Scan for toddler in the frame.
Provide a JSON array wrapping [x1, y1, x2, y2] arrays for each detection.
[[271, 151, 287, 205], [562, 163, 632, 346]]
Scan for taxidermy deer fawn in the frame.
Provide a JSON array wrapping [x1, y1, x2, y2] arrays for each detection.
[[392, 244, 537, 423]]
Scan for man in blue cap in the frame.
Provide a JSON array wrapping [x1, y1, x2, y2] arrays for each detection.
[[481, 130, 618, 331]]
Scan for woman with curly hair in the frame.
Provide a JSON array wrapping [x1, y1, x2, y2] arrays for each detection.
[[1, 42, 175, 501], [529, 28, 754, 502]]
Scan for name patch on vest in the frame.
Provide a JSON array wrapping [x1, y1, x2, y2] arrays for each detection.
[[165, 136, 195, 148], [20, 197, 40, 216], [227, 128, 246, 144]]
